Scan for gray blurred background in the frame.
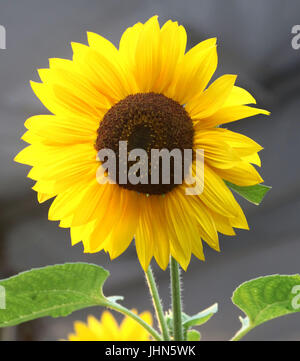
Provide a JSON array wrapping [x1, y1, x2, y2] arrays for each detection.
[[0, 0, 300, 341]]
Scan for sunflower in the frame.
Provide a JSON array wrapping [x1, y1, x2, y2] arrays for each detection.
[[15, 16, 269, 271], [67, 310, 152, 341]]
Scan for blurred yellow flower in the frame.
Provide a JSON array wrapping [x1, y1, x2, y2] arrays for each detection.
[[15, 16, 269, 271], [67, 310, 152, 341]]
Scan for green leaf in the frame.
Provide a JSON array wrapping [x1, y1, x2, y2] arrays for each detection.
[[187, 329, 201, 341], [231, 274, 300, 340], [0, 263, 117, 327], [182, 303, 218, 329], [166, 303, 218, 339], [225, 181, 271, 205]]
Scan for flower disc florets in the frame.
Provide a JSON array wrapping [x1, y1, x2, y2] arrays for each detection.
[[95, 92, 194, 194]]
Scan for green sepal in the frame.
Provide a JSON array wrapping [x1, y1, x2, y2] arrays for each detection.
[[225, 181, 271, 205]]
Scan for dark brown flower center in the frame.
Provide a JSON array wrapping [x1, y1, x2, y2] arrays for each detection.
[[95, 93, 194, 194]]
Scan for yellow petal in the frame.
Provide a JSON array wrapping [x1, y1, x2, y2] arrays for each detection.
[[99, 311, 120, 340], [135, 195, 155, 271], [194, 164, 242, 218], [14, 144, 40, 166], [229, 204, 249, 230], [166, 38, 217, 104], [139, 195, 170, 270], [152, 20, 187, 93], [194, 105, 270, 128], [69, 182, 111, 227], [120, 310, 152, 341], [37, 192, 55, 204], [164, 190, 198, 270], [242, 152, 261, 167], [38, 67, 111, 111], [186, 74, 237, 118], [209, 210, 236, 236], [105, 190, 139, 259], [133, 16, 161, 92], [212, 128, 263, 156], [30, 80, 101, 119], [72, 321, 98, 341], [223, 85, 256, 107], [213, 161, 263, 186], [71, 42, 134, 101], [85, 186, 125, 253], [24, 115, 97, 146], [48, 183, 88, 221], [119, 21, 143, 67], [194, 130, 241, 169]]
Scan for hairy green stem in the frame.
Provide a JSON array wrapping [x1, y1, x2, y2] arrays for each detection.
[[107, 301, 163, 341], [170, 257, 184, 341], [145, 266, 170, 341], [230, 326, 253, 341]]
